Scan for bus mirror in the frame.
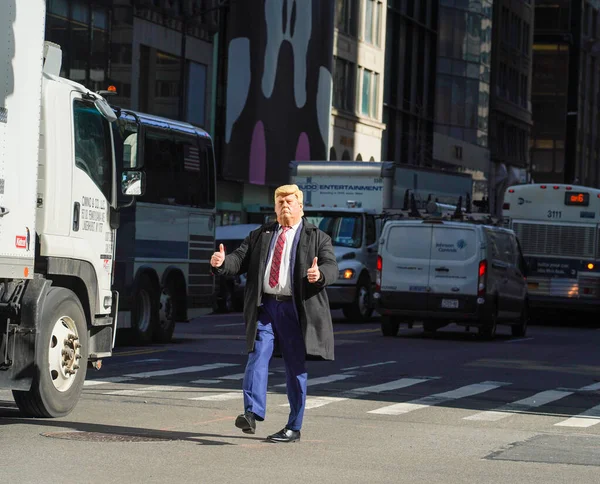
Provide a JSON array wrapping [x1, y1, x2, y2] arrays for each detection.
[[122, 171, 144, 196]]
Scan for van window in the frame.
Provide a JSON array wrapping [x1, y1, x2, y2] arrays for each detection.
[[386, 226, 431, 259], [430, 227, 476, 261], [495, 232, 515, 264]]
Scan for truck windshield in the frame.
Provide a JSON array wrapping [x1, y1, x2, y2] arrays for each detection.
[[305, 212, 363, 248], [73, 100, 113, 201]]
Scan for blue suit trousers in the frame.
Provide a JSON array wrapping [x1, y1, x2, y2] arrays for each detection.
[[242, 297, 307, 431]]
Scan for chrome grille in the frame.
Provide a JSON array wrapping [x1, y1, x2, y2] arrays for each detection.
[[513, 222, 596, 258]]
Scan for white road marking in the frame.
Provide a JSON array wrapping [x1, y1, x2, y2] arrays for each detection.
[[124, 363, 238, 378], [464, 389, 573, 421], [341, 361, 396, 371], [190, 392, 242, 401], [280, 377, 436, 410], [84, 376, 135, 387], [104, 385, 199, 397], [555, 404, 600, 428], [369, 381, 510, 415], [504, 338, 534, 343], [274, 373, 356, 388]]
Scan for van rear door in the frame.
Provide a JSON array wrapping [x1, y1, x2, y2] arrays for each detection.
[[381, 223, 432, 310], [428, 225, 479, 313]]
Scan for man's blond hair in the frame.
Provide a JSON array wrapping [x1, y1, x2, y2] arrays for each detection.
[[274, 184, 303, 205]]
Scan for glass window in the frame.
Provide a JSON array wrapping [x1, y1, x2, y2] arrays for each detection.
[[362, 69, 372, 116], [186, 62, 207, 127], [305, 213, 363, 248], [375, 1, 382, 46], [336, 0, 358, 36], [73, 100, 113, 201], [365, 0, 374, 44], [333, 57, 356, 112], [365, 216, 377, 246], [139, 131, 214, 208]]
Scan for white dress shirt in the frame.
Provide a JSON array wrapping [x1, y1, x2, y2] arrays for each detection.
[[263, 221, 301, 296]]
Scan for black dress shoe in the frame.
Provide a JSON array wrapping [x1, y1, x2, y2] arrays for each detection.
[[235, 412, 256, 434], [267, 427, 301, 443]]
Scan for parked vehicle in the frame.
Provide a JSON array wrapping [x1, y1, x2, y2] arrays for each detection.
[[0, 0, 141, 417], [212, 224, 261, 313], [290, 161, 473, 322], [374, 217, 529, 339]]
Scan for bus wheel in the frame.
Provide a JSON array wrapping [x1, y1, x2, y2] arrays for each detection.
[[155, 279, 180, 343], [13, 287, 88, 418], [132, 273, 157, 344]]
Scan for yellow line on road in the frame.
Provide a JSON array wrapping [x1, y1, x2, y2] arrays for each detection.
[[334, 329, 380, 336], [112, 348, 167, 357]]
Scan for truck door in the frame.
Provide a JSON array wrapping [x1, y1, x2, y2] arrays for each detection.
[[382, 224, 432, 310], [70, 96, 116, 314], [428, 225, 478, 313]]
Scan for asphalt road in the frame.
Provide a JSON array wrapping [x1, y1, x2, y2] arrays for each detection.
[[2, 311, 600, 483]]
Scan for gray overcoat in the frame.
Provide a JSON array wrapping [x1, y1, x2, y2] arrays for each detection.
[[214, 218, 338, 361]]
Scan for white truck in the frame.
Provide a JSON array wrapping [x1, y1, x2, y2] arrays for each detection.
[[0, 0, 141, 417], [290, 161, 473, 322]]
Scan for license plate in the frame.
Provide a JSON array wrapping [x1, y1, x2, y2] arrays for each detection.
[[441, 299, 459, 309]]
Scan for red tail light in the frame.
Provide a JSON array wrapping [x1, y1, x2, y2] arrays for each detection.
[[478, 260, 487, 298], [376, 255, 382, 291], [540, 185, 547, 189]]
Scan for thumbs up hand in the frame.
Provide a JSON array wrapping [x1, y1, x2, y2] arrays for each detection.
[[307, 256, 321, 284], [210, 243, 226, 268]]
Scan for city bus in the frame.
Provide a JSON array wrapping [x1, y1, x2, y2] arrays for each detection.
[[502, 183, 600, 311], [112, 110, 216, 344]]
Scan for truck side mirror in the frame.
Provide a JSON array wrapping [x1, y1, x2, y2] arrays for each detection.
[[121, 171, 145, 196]]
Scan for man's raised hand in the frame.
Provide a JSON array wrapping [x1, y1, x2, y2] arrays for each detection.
[[210, 243, 226, 268], [307, 256, 320, 284]]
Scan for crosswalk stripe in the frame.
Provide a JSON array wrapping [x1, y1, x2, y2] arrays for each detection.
[[555, 404, 600, 428], [104, 385, 198, 397], [274, 373, 356, 388], [464, 389, 573, 422], [369, 381, 510, 416], [84, 376, 135, 387], [280, 377, 435, 410], [190, 392, 242, 401], [124, 363, 238, 379]]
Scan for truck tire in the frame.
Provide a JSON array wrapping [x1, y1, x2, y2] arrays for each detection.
[[132, 273, 157, 344], [478, 304, 498, 340], [12, 287, 88, 418], [342, 278, 373, 323], [381, 316, 400, 337]]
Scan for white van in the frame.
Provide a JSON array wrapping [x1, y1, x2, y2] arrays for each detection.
[[374, 220, 528, 339]]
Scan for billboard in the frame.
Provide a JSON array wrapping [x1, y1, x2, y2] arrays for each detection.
[[223, 0, 335, 186]]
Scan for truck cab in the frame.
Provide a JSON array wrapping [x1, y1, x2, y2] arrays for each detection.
[[303, 204, 380, 322]]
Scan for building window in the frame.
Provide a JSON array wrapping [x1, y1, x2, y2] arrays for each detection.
[[336, 0, 358, 36], [333, 57, 356, 112], [522, 22, 530, 55], [363, 0, 383, 46], [186, 62, 207, 127], [361, 68, 379, 118]]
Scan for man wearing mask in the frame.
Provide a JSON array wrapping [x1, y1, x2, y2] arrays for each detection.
[[210, 184, 338, 443]]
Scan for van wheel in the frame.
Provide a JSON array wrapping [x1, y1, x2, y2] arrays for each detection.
[[132, 273, 158, 345], [512, 302, 529, 337], [381, 316, 399, 337], [479, 306, 498, 340], [12, 288, 88, 418], [343, 278, 373, 322]]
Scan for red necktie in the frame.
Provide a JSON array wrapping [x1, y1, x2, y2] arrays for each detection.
[[269, 227, 290, 288]]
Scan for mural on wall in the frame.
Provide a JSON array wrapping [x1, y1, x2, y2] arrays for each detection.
[[223, 0, 335, 186]]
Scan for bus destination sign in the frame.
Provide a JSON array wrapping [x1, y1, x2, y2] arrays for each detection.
[[564, 192, 589, 206]]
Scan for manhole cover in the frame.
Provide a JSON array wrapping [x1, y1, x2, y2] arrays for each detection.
[[41, 431, 176, 443]]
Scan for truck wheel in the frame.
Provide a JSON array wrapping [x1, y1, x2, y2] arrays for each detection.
[[132, 273, 157, 345], [381, 316, 400, 337], [154, 278, 181, 343], [423, 321, 439, 333], [511, 302, 529, 337], [12, 287, 88, 418], [343, 279, 373, 323]]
